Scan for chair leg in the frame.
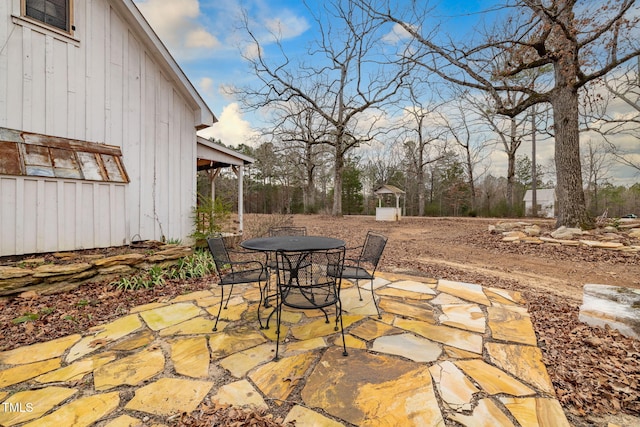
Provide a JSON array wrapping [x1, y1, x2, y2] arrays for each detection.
[[336, 301, 348, 357], [258, 281, 266, 329], [370, 279, 381, 319], [213, 286, 225, 332], [223, 284, 234, 309], [355, 279, 363, 301], [274, 293, 283, 361]]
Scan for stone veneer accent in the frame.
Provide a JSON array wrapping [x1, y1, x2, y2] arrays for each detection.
[[0, 244, 193, 297]]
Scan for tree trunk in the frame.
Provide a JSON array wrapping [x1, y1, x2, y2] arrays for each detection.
[[505, 118, 517, 214], [552, 83, 592, 228], [417, 136, 426, 216], [332, 140, 344, 216], [548, 1, 593, 229]]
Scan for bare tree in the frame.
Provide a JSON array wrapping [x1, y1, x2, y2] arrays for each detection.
[[586, 58, 640, 173], [264, 97, 333, 213], [470, 92, 530, 214], [581, 138, 614, 214], [360, 0, 640, 227], [437, 93, 494, 213], [401, 86, 446, 216], [232, 0, 417, 216]]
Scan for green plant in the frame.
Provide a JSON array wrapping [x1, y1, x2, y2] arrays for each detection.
[[112, 275, 146, 291], [12, 313, 39, 324], [190, 195, 232, 244], [167, 250, 214, 280], [166, 238, 183, 245], [111, 265, 168, 291], [147, 265, 166, 287]]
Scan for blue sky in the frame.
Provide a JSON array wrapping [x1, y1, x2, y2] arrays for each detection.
[[132, 0, 640, 187]]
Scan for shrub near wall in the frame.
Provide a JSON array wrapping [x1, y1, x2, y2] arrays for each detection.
[[0, 243, 193, 297]]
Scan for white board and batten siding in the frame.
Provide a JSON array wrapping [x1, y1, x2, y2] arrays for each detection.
[[0, 0, 214, 256]]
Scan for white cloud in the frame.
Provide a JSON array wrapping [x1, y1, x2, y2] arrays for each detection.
[[134, 0, 220, 60], [382, 23, 414, 44], [264, 11, 310, 40], [198, 77, 215, 96], [186, 28, 219, 49], [197, 103, 259, 146]]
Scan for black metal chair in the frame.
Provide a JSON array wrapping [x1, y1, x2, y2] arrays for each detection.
[[328, 231, 387, 319], [207, 236, 267, 331], [272, 247, 347, 360], [268, 226, 307, 237], [262, 226, 308, 310]]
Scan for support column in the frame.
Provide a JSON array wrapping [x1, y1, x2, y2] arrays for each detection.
[[233, 165, 244, 234]]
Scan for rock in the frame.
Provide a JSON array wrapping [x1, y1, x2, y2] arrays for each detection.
[[147, 247, 193, 262], [0, 276, 44, 295], [579, 284, 640, 340], [539, 237, 580, 246], [602, 226, 618, 233], [579, 240, 624, 249], [0, 266, 32, 280], [629, 229, 640, 239], [600, 233, 623, 241], [502, 231, 526, 242], [97, 265, 135, 275], [495, 222, 530, 232], [92, 254, 146, 268], [32, 263, 92, 278], [524, 225, 541, 237], [550, 226, 583, 239]]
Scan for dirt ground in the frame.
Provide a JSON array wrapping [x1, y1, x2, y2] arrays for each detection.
[[287, 215, 640, 301]]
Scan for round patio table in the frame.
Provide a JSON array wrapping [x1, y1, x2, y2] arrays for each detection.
[[240, 236, 345, 252], [241, 235, 346, 330]]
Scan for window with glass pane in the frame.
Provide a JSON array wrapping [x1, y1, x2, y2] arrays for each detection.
[[25, 0, 68, 32]]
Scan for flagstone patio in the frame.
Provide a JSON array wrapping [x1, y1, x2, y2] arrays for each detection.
[[0, 272, 570, 426]]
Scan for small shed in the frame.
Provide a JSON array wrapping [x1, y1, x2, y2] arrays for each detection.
[[374, 184, 405, 221], [523, 189, 556, 218]]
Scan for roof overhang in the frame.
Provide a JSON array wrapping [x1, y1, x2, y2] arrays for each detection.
[[374, 184, 405, 195], [197, 137, 255, 171]]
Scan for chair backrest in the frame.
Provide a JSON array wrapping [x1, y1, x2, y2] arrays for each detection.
[[206, 236, 231, 273], [360, 231, 387, 268], [275, 247, 345, 310], [268, 226, 307, 237]]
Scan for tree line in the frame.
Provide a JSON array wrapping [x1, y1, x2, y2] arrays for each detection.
[[204, 142, 640, 219]]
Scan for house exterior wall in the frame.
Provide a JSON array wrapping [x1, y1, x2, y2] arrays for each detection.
[[0, 0, 204, 256], [523, 190, 556, 218]]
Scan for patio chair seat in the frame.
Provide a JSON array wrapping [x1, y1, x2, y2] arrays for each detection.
[[219, 269, 266, 286], [340, 265, 374, 280], [207, 236, 267, 331]]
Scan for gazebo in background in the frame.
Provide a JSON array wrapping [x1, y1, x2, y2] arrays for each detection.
[[374, 184, 405, 221]]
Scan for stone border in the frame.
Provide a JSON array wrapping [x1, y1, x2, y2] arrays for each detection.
[[0, 244, 193, 297], [490, 222, 640, 253]]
